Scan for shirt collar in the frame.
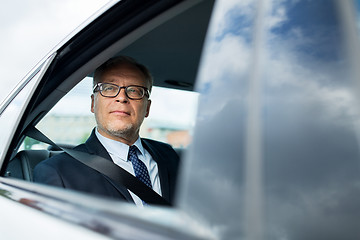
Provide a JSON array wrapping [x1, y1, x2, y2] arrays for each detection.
[[95, 128, 145, 162], [132, 137, 145, 156]]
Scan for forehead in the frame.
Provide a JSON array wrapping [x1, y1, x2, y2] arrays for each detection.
[[101, 63, 147, 85]]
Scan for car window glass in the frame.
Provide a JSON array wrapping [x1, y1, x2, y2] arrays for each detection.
[[32, 77, 199, 150], [178, 0, 360, 239], [0, 70, 42, 161]]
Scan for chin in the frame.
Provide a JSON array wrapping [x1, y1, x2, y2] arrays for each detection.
[[107, 124, 135, 137]]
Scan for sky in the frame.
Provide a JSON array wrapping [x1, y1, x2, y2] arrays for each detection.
[[0, 0, 110, 104]]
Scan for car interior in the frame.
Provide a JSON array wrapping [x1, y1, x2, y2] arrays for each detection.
[[2, 0, 215, 186]]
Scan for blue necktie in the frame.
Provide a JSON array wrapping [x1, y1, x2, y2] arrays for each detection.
[[128, 145, 152, 189]]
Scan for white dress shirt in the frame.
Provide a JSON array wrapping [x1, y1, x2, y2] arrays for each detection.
[[95, 128, 162, 207]]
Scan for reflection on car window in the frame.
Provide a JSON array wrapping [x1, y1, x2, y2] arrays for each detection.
[[33, 77, 199, 149], [179, 0, 360, 239]]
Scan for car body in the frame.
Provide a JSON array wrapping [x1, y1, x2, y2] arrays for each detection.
[[1, 0, 360, 239]]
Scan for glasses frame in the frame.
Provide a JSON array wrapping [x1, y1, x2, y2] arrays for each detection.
[[93, 83, 150, 100]]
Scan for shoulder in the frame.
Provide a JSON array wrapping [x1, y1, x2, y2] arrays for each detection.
[[142, 138, 173, 149], [141, 138, 180, 167], [142, 138, 179, 157], [35, 143, 87, 169], [33, 143, 97, 185]]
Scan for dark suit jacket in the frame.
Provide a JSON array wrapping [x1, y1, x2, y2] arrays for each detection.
[[33, 129, 180, 205]]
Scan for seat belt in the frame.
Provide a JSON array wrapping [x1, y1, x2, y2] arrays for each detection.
[[25, 126, 170, 206]]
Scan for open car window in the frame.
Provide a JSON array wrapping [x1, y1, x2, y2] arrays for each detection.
[[4, 0, 214, 185]]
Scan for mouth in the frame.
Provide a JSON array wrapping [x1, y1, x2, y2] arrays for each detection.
[[110, 110, 130, 116]]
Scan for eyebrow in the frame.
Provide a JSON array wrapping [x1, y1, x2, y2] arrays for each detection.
[[105, 79, 116, 83]]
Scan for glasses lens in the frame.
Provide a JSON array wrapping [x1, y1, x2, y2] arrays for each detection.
[[100, 83, 119, 97], [126, 86, 145, 99]]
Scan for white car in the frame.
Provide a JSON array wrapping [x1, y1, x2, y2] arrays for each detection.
[[1, 0, 360, 239]]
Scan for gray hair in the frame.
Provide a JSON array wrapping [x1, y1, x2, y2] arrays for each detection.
[[93, 56, 153, 92]]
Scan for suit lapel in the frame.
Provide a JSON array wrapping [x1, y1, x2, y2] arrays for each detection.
[[142, 139, 170, 202], [84, 129, 134, 203], [85, 130, 113, 161]]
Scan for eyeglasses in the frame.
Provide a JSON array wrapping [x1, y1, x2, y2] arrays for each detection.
[[93, 83, 150, 100]]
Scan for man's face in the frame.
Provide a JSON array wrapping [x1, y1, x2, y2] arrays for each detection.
[[91, 63, 151, 144]]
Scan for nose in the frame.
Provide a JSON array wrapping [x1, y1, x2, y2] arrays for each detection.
[[115, 88, 129, 103]]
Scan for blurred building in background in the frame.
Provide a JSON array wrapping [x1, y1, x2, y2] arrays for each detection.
[[31, 114, 191, 149]]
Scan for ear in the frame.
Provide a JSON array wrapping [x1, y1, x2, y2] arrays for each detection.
[[91, 94, 95, 113], [145, 99, 151, 118]]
